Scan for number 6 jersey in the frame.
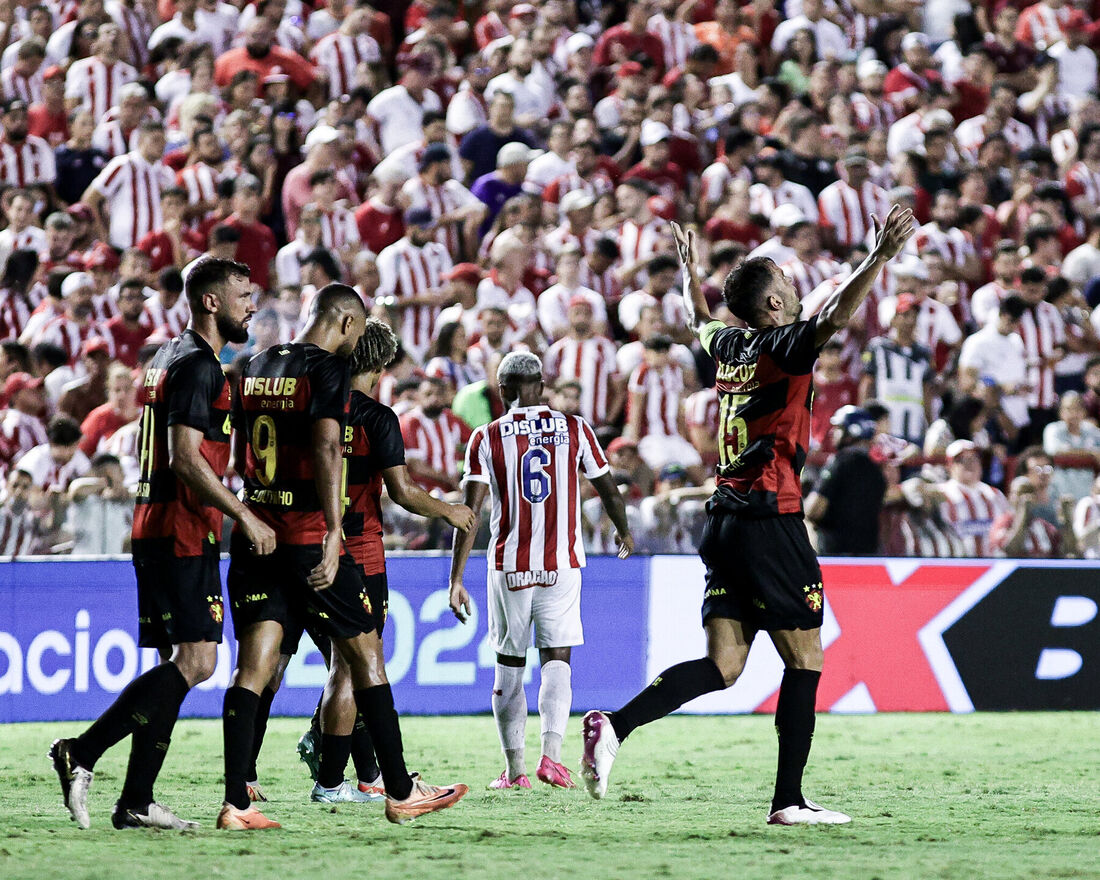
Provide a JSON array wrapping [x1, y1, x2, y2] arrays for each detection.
[[463, 406, 609, 573], [234, 342, 350, 544], [698, 316, 822, 518]]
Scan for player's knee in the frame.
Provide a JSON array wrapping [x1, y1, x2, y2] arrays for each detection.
[[173, 644, 217, 686], [783, 644, 824, 672], [710, 652, 744, 688]]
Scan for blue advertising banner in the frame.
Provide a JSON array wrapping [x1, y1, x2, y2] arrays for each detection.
[[0, 555, 650, 722]]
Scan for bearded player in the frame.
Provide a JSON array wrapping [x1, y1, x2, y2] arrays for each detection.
[[449, 352, 633, 790], [49, 258, 275, 830], [580, 207, 915, 824]]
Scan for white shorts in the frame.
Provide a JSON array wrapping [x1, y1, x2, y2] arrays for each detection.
[[487, 568, 583, 658], [638, 433, 703, 472]]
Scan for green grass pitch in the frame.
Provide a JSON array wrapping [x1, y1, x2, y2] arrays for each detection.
[[1, 713, 1097, 880]]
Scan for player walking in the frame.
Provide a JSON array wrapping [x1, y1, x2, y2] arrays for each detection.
[[580, 207, 915, 824], [49, 258, 275, 830], [218, 285, 468, 829], [449, 352, 633, 790]]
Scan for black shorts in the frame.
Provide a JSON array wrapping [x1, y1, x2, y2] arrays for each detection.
[[133, 538, 224, 649], [226, 533, 378, 652], [698, 511, 824, 632], [278, 567, 388, 655]]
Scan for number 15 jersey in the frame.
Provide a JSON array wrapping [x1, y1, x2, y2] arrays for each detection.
[[463, 406, 609, 573], [699, 316, 822, 518], [234, 342, 349, 545]]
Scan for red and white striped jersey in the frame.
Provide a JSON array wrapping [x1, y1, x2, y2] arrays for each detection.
[[628, 361, 684, 439], [475, 272, 538, 340], [177, 161, 222, 206], [92, 119, 140, 158], [648, 13, 698, 71], [617, 218, 663, 267], [64, 57, 138, 121], [969, 280, 1011, 327], [1, 409, 47, 467], [0, 135, 56, 186], [543, 223, 601, 257], [399, 405, 471, 492], [748, 180, 819, 223], [319, 206, 360, 253], [31, 315, 109, 365], [107, 0, 156, 69], [577, 259, 623, 303], [914, 223, 977, 322], [938, 478, 1009, 558], [849, 91, 897, 132], [1073, 495, 1100, 558], [424, 356, 484, 390], [310, 30, 381, 100], [779, 254, 841, 300], [463, 405, 610, 572], [1064, 160, 1100, 205], [955, 115, 1035, 163], [989, 510, 1060, 557], [0, 224, 46, 258], [90, 152, 174, 249], [1017, 301, 1066, 409], [18, 299, 61, 346], [700, 159, 752, 206], [542, 168, 616, 208], [544, 334, 620, 427], [376, 236, 453, 362], [0, 288, 34, 340], [1, 66, 42, 104], [817, 178, 890, 249], [0, 502, 38, 555], [140, 294, 190, 338], [1014, 2, 1071, 49], [802, 274, 875, 379], [685, 386, 719, 433], [401, 176, 479, 258]]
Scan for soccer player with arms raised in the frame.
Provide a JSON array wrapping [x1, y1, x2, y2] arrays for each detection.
[[580, 206, 915, 824], [449, 352, 633, 790], [50, 258, 275, 830]]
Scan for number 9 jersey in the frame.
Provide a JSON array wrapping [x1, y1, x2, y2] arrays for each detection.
[[233, 342, 350, 544], [699, 316, 823, 518], [463, 405, 610, 573]]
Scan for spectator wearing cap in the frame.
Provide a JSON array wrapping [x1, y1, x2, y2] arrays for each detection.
[[958, 294, 1031, 437], [539, 246, 609, 340], [2, 37, 46, 105], [849, 59, 897, 132], [484, 37, 554, 127], [100, 279, 151, 369], [63, 23, 137, 123], [402, 141, 485, 260], [435, 262, 483, 333], [1046, 10, 1097, 101], [30, 272, 108, 367], [593, 1, 667, 80], [544, 189, 601, 256], [376, 206, 454, 363], [860, 294, 934, 445], [223, 174, 278, 291], [27, 64, 68, 149], [214, 18, 316, 96], [817, 147, 890, 254], [544, 289, 622, 429], [0, 192, 46, 274], [281, 125, 358, 239], [883, 32, 944, 114], [0, 97, 55, 189], [593, 60, 651, 131], [458, 91, 537, 185], [936, 438, 1010, 557], [366, 52, 441, 155], [374, 109, 462, 186], [777, 217, 841, 301], [1, 371, 48, 468], [471, 141, 536, 236], [82, 121, 172, 250], [748, 148, 819, 225], [623, 120, 687, 205], [308, 169, 360, 266]]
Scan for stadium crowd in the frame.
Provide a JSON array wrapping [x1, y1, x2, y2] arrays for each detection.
[[4, 0, 1100, 558]]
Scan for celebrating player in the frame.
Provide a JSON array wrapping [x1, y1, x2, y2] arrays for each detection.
[[218, 284, 468, 829], [49, 258, 274, 830], [580, 207, 915, 824], [449, 352, 633, 790]]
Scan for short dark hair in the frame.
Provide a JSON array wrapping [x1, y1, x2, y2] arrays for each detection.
[[32, 341, 67, 371], [91, 451, 121, 470], [46, 415, 82, 447], [722, 257, 778, 323], [158, 266, 184, 294], [118, 277, 145, 294], [302, 247, 342, 282], [184, 257, 250, 309], [1000, 294, 1028, 321], [309, 168, 335, 188], [1020, 265, 1047, 285], [1019, 444, 1052, 467], [592, 237, 620, 261], [647, 253, 679, 276], [310, 282, 366, 321], [0, 339, 30, 371], [421, 109, 445, 128]]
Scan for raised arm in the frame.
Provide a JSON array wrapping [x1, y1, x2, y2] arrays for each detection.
[[814, 204, 915, 347], [671, 221, 713, 334]]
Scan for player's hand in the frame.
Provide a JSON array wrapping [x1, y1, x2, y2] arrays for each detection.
[[614, 531, 634, 559], [670, 221, 699, 270], [240, 510, 276, 556], [308, 531, 342, 591], [869, 204, 916, 262], [444, 503, 476, 532], [449, 581, 472, 623]]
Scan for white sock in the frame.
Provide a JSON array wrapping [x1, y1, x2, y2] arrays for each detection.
[[492, 663, 527, 779], [538, 660, 572, 763]]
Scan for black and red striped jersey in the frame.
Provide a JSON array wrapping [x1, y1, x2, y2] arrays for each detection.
[[132, 329, 231, 555], [235, 342, 349, 545], [342, 390, 406, 575], [699, 317, 822, 517]]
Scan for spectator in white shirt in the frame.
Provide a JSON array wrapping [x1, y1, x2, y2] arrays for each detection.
[[958, 295, 1032, 432], [1046, 11, 1098, 102], [1043, 390, 1100, 499]]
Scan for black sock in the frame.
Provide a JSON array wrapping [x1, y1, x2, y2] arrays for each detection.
[[317, 734, 352, 789], [350, 712, 380, 783], [609, 658, 726, 742], [119, 664, 190, 810], [223, 686, 261, 810], [246, 687, 277, 782], [771, 668, 821, 813], [354, 684, 413, 800], [73, 663, 189, 769]]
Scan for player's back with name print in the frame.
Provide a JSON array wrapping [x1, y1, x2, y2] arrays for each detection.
[[466, 406, 610, 573]]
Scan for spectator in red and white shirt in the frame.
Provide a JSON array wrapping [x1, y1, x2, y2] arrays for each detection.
[[309, 168, 360, 267], [543, 190, 602, 258], [1015, 265, 1067, 431], [27, 66, 69, 148], [970, 241, 1021, 327], [0, 98, 56, 188], [400, 376, 471, 493], [100, 279, 150, 368], [685, 384, 719, 471], [92, 81, 154, 159], [354, 165, 406, 256], [137, 187, 194, 273], [64, 22, 138, 123], [14, 414, 91, 492], [954, 83, 1035, 164], [779, 221, 841, 301], [77, 360, 139, 457], [0, 191, 47, 273], [989, 475, 1073, 557], [1072, 474, 1100, 558], [615, 184, 669, 286], [700, 128, 755, 220], [402, 141, 485, 260], [1015, 0, 1073, 50], [310, 7, 382, 100], [748, 149, 819, 223], [817, 148, 890, 254], [544, 297, 622, 429], [1064, 122, 1100, 218], [31, 272, 107, 365], [141, 267, 189, 338], [938, 439, 1010, 557], [177, 124, 226, 219], [538, 247, 608, 342], [1, 371, 48, 472], [883, 32, 944, 114], [2, 38, 46, 105]]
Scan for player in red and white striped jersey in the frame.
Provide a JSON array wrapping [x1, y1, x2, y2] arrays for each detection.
[[817, 152, 890, 253], [448, 351, 632, 790], [938, 440, 1010, 557], [0, 100, 56, 188], [376, 209, 453, 363], [399, 378, 472, 494], [544, 300, 623, 429], [63, 22, 138, 122], [309, 9, 381, 100]]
